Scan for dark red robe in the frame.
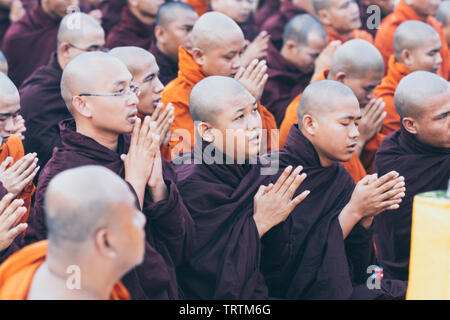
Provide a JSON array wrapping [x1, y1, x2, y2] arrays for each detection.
[[0, 0, 36, 44], [24, 119, 195, 300], [106, 5, 154, 49], [374, 128, 450, 281], [255, 0, 280, 28], [99, 0, 127, 36], [149, 42, 178, 86]]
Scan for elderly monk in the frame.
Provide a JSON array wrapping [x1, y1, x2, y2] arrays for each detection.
[[24, 52, 194, 300], [436, 0, 450, 49], [258, 80, 407, 299], [374, 0, 450, 80], [110, 46, 174, 160], [161, 12, 277, 160], [175, 76, 310, 299], [0, 50, 7, 74], [0, 166, 144, 299], [374, 71, 450, 281], [150, 1, 198, 85], [358, 0, 394, 38], [106, 0, 164, 49], [261, 14, 329, 126], [375, 21, 443, 136], [98, 0, 126, 35], [2, 0, 79, 86], [20, 12, 105, 174], [280, 39, 386, 178], [261, 0, 315, 50]]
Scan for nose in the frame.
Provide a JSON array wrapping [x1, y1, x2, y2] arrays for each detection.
[[350, 122, 360, 139], [4, 117, 14, 132], [248, 108, 262, 131], [153, 77, 164, 94], [436, 52, 443, 66]]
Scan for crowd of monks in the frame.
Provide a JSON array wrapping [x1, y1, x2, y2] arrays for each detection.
[[0, 0, 447, 300]]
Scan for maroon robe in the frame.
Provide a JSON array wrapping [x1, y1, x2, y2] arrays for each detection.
[[19, 52, 71, 173], [260, 125, 407, 299], [374, 128, 450, 281], [260, 0, 306, 50], [238, 14, 260, 42], [99, 0, 127, 36], [149, 42, 178, 86], [2, 0, 60, 86], [261, 44, 312, 126], [106, 5, 154, 49], [255, 0, 280, 28], [0, 0, 36, 44], [24, 119, 195, 299]]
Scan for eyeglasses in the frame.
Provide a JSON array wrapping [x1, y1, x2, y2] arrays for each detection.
[[68, 43, 109, 53], [78, 84, 141, 98]]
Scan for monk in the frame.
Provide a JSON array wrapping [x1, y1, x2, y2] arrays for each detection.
[[98, 0, 126, 35], [0, 165, 144, 299], [358, 0, 394, 38], [374, 0, 450, 80], [280, 39, 387, 178], [261, 14, 329, 126], [20, 12, 105, 174], [374, 71, 450, 281], [313, 0, 374, 44], [0, 50, 7, 74], [150, 1, 198, 85], [161, 12, 277, 160], [0, 0, 28, 43], [106, 0, 164, 49], [255, 0, 280, 28], [109, 46, 174, 160], [436, 0, 450, 49], [176, 76, 310, 299], [375, 21, 443, 136], [24, 52, 194, 300], [261, 80, 407, 299], [261, 0, 315, 50]]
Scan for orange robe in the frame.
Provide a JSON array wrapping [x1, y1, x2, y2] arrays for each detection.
[[374, 55, 411, 136], [161, 47, 278, 160], [0, 240, 130, 300], [185, 0, 209, 16], [0, 135, 35, 224], [137, 113, 171, 161], [325, 26, 374, 44], [374, 0, 450, 80]]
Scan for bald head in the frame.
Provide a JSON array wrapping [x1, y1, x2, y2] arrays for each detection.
[[155, 1, 196, 28], [57, 12, 104, 47], [109, 46, 156, 76], [45, 165, 135, 250], [0, 72, 18, 96], [394, 71, 449, 119], [329, 39, 384, 78], [190, 76, 252, 125], [298, 80, 357, 127], [436, 1, 450, 26], [283, 14, 327, 47], [394, 21, 440, 61], [312, 0, 332, 12], [191, 12, 244, 52]]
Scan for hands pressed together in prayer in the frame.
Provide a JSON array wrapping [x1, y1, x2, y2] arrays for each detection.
[[0, 153, 38, 198], [311, 40, 341, 81], [253, 165, 310, 238], [150, 102, 174, 147], [0, 193, 27, 251], [241, 31, 270, 68], [235, 58, 268, 101]]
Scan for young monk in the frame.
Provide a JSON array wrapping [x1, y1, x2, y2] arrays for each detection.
[[358, 0, 394, 38], [374, 0, 450, 80], [175, 76, 310, 299], [109, 46, 174, 160], [24, 52, 194, 300], [261, 14, 329, 126], [106, 0, 164, 49], [313, 0, 374, 44], [374, 71, 450, 281], [20, 12, 105, 173], [280, 39, 386, 178], [436, 0, 450, 49], [161, 12, 277, 160], [0, 165, 144, 300], [374, 21, 443, 136], [262, 80, 407, 299], [150, 2, 198, 85]]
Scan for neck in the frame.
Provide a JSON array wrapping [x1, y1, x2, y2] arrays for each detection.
[[75, 120, 119, 152], [129, 5, 155, 26], [156, 41, 177, 64], [56, 52, 67, 70], [300, 127, 335, 167]]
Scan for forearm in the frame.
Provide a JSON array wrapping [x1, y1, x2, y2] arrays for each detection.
[[338, 203, 362, 239], [125, 178, 146, 209]]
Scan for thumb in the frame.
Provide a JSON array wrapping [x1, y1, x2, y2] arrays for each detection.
[[120, 154, 127, 162], [0, 157, 12, 172]]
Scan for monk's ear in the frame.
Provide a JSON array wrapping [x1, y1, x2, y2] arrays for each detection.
[[302, 114, 317, 136], [72, 96, 93, 118], [59, 42, 72, 59], [192, 48, 206, 67], [283, 39, 299, 53], [317, 9, 332, 26], [399, 49, 412, 67], [154, 26, 165, 44], [402, 117, 418, 135], [334, 71, 348, 84], [197, 121, 215, 142], [94, 228, 117, 260]]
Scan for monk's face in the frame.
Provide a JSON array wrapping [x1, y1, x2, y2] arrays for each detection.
[[362, 0, 394, 16], [193, 30, 246, 77], [407, 0, 441, 19], [405, 36, 442, 74], [288, 33, 328, 74], [206, 91, 262, 160], [308, 95, 361, 166], [133, 0, 164, 17], [43, 0, 79, 19], [211, 0, 256, 23], [410, 89, 450, 148], [341, 69, 383, 107], [155, 8, 198, 62], [0, 91, 20, 140], [133, 57, 164, 116], [322, 0, 362, 34]]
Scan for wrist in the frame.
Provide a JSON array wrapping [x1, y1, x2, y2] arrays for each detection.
[[360, 216, 374, 229]]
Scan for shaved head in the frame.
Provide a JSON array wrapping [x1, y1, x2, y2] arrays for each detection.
[[394, 71, 449, 119], [191, 12, 244, 52], [57, 12, 104, 46], [329, 39, 384, 78], [312, 0, 332, 12], [109, 46, 156, 76], [155, 1, 196, 28], [190, 76, 252, 125], [45, 166, 135, 251], [283, 14, 328, 47], [394, 21, 440, 60], [0, 72, 18, 96], [436, 1, 450, 26]]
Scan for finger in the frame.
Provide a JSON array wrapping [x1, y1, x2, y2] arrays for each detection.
[[254, 185, 267, 200], [1, 198, 24, 221], [17, 157, 38, 179], [272, 166, 293, 193], [0, 193, 15, 215], [377, 175, 404, 194], [244, 59, 259, 79], [10, 206, 27, 227], [151, 102, 163, 122], [250, 60, 266, 82], [289, 190, 311, 208], [373, 171, 399, 188], [17, 166, 39, 192], [13, 153, 37, 175], [279, 165, 303, 196], [129, 117, 141, 150], [234, 67, 245, 80], [6, 223, 27, 242], [0, 156, 12, 173]]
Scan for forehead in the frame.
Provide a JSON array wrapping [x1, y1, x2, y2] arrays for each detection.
[[352, 69, 384, 85], [94, 61, 132, 88], [77, 26, 105, 43], [219, 91, 254, 113], [304, 33, 328, 50], [168, 8, 198, 25], [326, 94, 360, 117], [416, 35, 441, 51], [0, 91, 20, 113], [425, 88, 450, 112], [215, 29, 245, 48]]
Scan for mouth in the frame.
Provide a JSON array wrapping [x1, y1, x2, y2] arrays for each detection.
[[346, 142, 357, 153], [152, 96, 162, 108], [247, 133, 261, 146], [128, 109, 138, 123]]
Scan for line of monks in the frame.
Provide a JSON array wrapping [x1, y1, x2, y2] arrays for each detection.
[[0, 0, 447, 300]]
